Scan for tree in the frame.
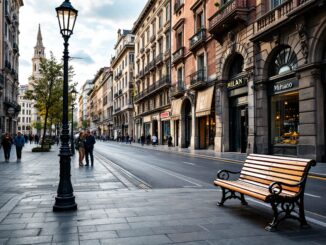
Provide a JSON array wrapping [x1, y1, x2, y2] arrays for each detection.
[[25, 53, 63, 149], [82, 120, 88, 130]]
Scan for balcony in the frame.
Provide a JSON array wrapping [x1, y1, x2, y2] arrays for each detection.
[[164, 49, 171, 60], [114, 92, 118, 98], [139, 69, 145, 79], [13, 43, 19, 53], [140, 47, 145, 54], [170, 80, 185, 97], [156, 53, 163, 65], [144, 64, 150, 75], [189, 28, 206, 52], [174, 0, 184, 13], [114, 107, 121, 113], [92, 115, 99, 122], [172, 47, 185, 65], [4, 60, 11, 72], [190, 69, 207, 89], [208, 0, 249, 43], [252, 0, 317, 41], [149, 60, 156, 71]]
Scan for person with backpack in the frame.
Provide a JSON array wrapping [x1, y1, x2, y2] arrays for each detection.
[[14, 132, 25, 162]]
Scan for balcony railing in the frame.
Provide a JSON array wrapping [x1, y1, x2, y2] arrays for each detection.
[[149, 59, 156, 71], [172, 47, 184, 64], [118, 89, 123, 95], [190, 69, 207, 88], [189, 28, 206, 51], [134, 76, 171, 102], [156, 53, 163, 65], [114, 92, 118, 98], [255, 0, 316, 37], [150, 35, 156, 42], [114, 107, 121, 113], [144, 64, 150, 75], [13, 42, 19, 52], [170, 80, 185, 97], [208, 0, 249, 42]]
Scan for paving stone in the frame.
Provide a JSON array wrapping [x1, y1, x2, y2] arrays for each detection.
[[7, 235, 53, 245], [101, 234, 172, 245]]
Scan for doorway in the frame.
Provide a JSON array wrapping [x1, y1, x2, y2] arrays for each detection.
[[229, 98, 248, 153], [183, 99, 192, 148]]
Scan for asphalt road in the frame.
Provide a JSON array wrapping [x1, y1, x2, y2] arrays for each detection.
[[94, 141, 326, 223]]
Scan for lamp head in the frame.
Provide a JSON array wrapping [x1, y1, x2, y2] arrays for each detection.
[[56, 0, 78, 39]]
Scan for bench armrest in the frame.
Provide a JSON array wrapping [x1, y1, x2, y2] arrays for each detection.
[[268, 179, 305, 195], [217, 170, 241, 180]]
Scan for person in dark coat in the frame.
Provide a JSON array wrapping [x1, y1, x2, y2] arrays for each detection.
[[140, 135, 145, 146], [14, 132, 25, 162], [84, 130, 96, 166], [2, 133, 13, 162]]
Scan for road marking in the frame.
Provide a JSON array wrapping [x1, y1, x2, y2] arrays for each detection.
[[304, 193, 321, 198], [309, 175, 326, 181], [183, 161, 196, 166]]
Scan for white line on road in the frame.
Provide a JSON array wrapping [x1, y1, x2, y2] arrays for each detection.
[[183, 161, 196, 166], [304, 193, 321, 198]]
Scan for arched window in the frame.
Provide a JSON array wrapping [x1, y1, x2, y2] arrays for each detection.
[[270, 47, 297, 76], [228, 53, 244, 79]]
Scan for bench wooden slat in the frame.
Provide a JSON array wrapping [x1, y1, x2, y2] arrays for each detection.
[[245, 159, 306, 171], [247, 156, 309, 167], [241, 166, 303, 181], [243, 163, 305, 177], [249, 154, 314, 163], [239, 179, 297, 196], [239, 174, 300, 192]]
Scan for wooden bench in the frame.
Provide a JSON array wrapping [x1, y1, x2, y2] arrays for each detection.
[[214, 154, 316, 231]]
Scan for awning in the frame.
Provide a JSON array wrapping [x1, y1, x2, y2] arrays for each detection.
[[171, 98, 183, 120], [196, 86, 214, 117]]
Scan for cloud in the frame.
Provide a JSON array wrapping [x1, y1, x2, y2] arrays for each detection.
[[18, 0, 147, 91], [70, 50, 95, 64]]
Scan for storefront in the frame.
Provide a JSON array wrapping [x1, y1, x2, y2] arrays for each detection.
[[269, 78, 299, 156], [171, 99, 183, 147], [196, 86, 215, 149], [143, 115, 151, 137], [160, 112, 171, 145]]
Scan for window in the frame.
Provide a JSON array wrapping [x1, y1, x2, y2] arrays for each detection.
[[270, 47, 298, 76], [229, 54, 244, 78], [271, 92, 299, 146], [165, 32, 170, 50], [176, 31, 183, 49], [195, 11, 204, 32], [177, 67, 183, 82], [270, 0, 285, 9], [197, 54, 205, 70], [158, 12, 163, 29], [165, 3, 170, 22]]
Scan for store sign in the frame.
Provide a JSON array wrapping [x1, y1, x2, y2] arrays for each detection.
[[273, 79, 298, 94], [7, 107, 15, 115], [160, 112, 170, 119], [227, 77, 247, 90]]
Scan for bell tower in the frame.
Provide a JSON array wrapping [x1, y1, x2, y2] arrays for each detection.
[[31, 24, 46, 80]]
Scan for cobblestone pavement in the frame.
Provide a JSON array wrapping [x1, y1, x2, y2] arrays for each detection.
[[0, 144, 325, 244]]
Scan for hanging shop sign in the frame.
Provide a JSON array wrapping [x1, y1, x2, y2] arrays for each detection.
[[7, 107, 15, 115], [272, 78, 298, 94], [227, 77, 247, 90], [160, 112, 170, 119]]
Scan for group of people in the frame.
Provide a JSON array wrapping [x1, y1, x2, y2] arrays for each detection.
[[139, 134, 172, 146], [75, 130, 96, 167], [1, 132, 26, 162]]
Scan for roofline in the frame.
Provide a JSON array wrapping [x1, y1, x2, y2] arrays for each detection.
[[132, 0, 156, 34]]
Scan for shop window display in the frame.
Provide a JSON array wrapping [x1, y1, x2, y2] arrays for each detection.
[[271, 92, 299, 146]]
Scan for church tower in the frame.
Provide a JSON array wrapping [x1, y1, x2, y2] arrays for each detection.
[[31, 24, 45, 80]]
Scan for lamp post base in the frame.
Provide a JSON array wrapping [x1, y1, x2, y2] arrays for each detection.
[[53, 196, 77, 212]]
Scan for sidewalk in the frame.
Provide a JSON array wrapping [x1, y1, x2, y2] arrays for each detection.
[[0, 144, 325, 244], [118, 141, 326, 178]]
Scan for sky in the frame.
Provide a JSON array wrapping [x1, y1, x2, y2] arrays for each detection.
[[19, 0, 147, 91]]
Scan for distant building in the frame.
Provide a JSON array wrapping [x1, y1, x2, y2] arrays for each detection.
[[0, 0, 24, 135], [78, 80, 93, 130], [17, 25, 45, 136]]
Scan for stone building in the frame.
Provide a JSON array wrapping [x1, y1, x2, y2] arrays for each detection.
[[208, 0, 326, 161], [133, 0, 172, 144], [111, 30, 135, 140], [88, 67, 109, 136], [78, 80, 93, 130], [170, 0, 217, 149], [0, 0, 24, 135]]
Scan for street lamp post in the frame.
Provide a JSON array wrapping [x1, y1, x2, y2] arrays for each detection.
[[53, 0, 78, 212], [70, 87, 77, 155]]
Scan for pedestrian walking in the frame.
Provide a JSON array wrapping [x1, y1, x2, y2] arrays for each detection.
[[168, 135, 173, 147], [140, 135, 145, 146], [152, 135, 158, 146], [34, 135, 39, 145], [75, 132, 86, 167], [129, 136, 133, 144], [2, 133, 13, 162], [29, 134, 33, 144], [55, 136, 60, 146], [14, 132, 25, 162], [84, 130, 96, 166]]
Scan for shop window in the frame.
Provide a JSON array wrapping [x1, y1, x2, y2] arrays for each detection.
[[271, 92, 299, 146]]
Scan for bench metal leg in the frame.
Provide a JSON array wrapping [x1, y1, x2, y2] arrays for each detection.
[[265, 202, 279, 232], [217, 187, 227, 206], [298, 195, 310, 229], [240, 194, 248, 205]]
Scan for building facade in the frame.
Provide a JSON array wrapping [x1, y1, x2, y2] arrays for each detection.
[[170, 0, 217, 149], [78, 80, 93, 130], [208, 0, 326, 161], [133, 0, 172, 145], [101, 68, 114, 139], [0, 0, 24, 135], [111, 30, 135, 140]]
